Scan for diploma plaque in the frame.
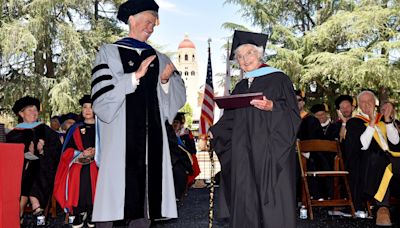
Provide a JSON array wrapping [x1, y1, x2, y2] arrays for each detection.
[[214, 92, 264, 109]]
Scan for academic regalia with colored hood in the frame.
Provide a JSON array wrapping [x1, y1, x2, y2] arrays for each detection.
[[176, 127, 200, 187], [6, 122, 61, 208], [53, 122, 98, 214], [344, 114, 400, 210], [91, 37, 186, 221], [210, 66, 301, 228]]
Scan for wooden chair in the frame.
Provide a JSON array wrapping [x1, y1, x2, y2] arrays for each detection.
[[297, 139, 355, 220]]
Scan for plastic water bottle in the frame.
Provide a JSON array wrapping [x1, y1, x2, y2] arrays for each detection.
[[36, 215, 46, 226], [68, 215, 75, 224], [299, 206, 308, 219]]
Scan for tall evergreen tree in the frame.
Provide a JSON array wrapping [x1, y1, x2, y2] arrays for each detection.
[[0, 0, 124, 123], [224, 0, 400, 110]]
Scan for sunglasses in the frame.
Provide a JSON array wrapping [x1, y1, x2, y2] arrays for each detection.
[[297, 98, 303, 102]]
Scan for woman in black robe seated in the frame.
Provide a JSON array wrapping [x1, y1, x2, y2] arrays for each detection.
[[6, 96, 61, 219], [210, 31, 300, 228]]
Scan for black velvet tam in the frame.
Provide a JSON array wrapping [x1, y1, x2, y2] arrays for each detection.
[[79, 95, 92, 106], [12, 96, 40, 115], [117, 0, 159, 24], [335, 95, 355, 110], [310, 103, 329, 114]]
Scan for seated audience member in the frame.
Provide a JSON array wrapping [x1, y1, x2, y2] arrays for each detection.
[[59, 113, 79, 143], [50, 115, 64, 144], [296, 90, 324, 140], [6, 96, 61, 221], [167, 121, 193, 201], [173, 112, 196, 154], [310, 103, 340, 140], [344, 91, 400, 225], [335, 95, 356, 142], [173, 112, 200, 188], [54, 95, 98, 227], [50, 116, 61, 132], [381, 101, 400, 133], [307, 103, 339, 200], [296, 90, 325, 202]]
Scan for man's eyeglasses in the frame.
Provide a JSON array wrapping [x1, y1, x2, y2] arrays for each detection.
[[297, 98, 303, 102]]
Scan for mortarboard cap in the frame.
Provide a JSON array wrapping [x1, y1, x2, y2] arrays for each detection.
[[229, 30, 268, 60], [59, 112, 79, 124], [335, 95, 355, 110], [50, 115, 61, 123], [310, 103, 329, 114], [12, 96, 40, 115], [79, 95, 92, 106], [117, 0, 159, 24], [174, 112, 187, 123]]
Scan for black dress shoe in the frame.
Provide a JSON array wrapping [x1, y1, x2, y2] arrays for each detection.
[[72, 213, 84, 228]]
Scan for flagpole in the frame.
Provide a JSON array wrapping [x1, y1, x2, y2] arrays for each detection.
[[208, 135, 215, 228], [205, 38, 216, 228], [224, 40, 231, 96]]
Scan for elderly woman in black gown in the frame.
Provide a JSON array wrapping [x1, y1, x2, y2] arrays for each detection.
[[210, 31, 300, 228]]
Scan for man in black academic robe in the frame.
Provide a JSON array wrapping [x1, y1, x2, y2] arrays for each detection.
[[344, 91, 400, 225]]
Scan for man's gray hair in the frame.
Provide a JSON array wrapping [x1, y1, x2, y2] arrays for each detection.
[[128, 10, 159, 27], [357, 90, 378, 105], [234, 44, 264, 62]]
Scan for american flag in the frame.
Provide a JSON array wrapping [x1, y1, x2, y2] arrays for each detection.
[[199, 40, 214, 138]]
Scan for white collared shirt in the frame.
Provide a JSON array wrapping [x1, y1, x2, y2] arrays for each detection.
[[359, 112, 400, 150]]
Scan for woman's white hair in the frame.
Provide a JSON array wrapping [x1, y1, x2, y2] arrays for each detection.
[[234, 44, 264, 62]]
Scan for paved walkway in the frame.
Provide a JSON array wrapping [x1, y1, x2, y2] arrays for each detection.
[[22, 187, 398, 227]]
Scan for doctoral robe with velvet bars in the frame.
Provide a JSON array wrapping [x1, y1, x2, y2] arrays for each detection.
[[91, 43, 185, 222]]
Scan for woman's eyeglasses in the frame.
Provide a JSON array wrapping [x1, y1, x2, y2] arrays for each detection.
[[236, 50, 257, 61]]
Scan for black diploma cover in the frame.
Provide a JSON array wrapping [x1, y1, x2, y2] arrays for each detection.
[[214, 92, 263, 109]]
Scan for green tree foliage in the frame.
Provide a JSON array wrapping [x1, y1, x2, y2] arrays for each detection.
[[0, 0, 124, 123], [224, 0, 400, 113], [180, 103, 193, 128]]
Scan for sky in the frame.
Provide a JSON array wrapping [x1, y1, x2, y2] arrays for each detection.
[[148, 0, 257, 93]]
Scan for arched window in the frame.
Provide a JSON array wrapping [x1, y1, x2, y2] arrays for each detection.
[[191, 71, 195, 76], [178, 55, 181, 62], [185, 54, 188, 61], [192, 55, 195, 61], [184, 71, 189, 76]]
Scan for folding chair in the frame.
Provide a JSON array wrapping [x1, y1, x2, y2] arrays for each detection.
[[297, 139, 355, 220]]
